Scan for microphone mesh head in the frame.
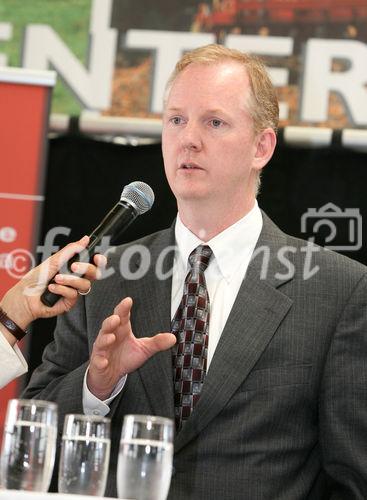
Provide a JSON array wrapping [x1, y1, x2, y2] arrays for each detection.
[[120, 181, 155, 215]]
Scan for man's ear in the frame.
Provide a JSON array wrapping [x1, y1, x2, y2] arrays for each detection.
[[253, 128, 277, 171]]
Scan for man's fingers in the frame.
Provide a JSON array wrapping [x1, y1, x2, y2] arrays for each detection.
[[54, 274, 92, 294], [48, 283, 78, 301], [114, 297, 133, 320], [94, 331, 116, 351], [100, 314, 120, 335], [47, 236, 90, 275], [70, 258, 106, 280], [93, 254, 107, 267], [92, 254, 107, 278], [154, 333, 177, 350], [92, 354, 109, 371], [142, 333, 176, 356]]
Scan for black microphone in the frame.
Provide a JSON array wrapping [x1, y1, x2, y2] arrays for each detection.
[[40, 181, 155, 307]]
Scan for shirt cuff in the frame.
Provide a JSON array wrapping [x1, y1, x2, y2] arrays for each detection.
[[0, 328, 28, 388], [82, 366, 127, 417]]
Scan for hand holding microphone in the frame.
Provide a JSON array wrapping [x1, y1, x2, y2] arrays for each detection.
[[0, 236, 106, 343], [41, 181, 155, 307]]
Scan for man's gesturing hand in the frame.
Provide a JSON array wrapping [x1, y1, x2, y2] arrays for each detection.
[[87, 297, 176, 400]]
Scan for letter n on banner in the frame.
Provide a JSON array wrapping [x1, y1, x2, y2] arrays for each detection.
[[0, 68, 56, 437]]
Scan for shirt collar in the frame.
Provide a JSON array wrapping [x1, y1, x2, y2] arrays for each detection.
[[174, 201, 263, 282]]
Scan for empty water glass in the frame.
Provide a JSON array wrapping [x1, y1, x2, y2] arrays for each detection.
[[117, 414, 174, 500], [0, 399, 57, 492], [58, 414, 111, 496]]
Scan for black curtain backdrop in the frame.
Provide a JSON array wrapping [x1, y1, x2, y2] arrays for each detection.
[[28, 132, 367, 374]]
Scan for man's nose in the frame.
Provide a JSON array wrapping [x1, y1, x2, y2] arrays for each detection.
[[181, 122, 202, 151]]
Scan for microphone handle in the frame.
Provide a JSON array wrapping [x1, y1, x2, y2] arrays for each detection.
[[40, 201, 137, 307]]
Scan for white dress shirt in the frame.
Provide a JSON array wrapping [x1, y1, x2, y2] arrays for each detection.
[[172, 201, 263, 368], [83, 202, 263, 415], [0, 328, 27, 389]]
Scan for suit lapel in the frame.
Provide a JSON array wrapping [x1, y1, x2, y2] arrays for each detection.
[[123, 227, 176, 419], [175, 213, 294, 452]]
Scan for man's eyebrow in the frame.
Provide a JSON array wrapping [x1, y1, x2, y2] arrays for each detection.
[[204, 108, 228, 115], [165, 107, 183, 113], [165, 107, 230, 116]]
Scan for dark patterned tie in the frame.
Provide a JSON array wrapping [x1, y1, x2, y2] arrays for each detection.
[[172, 244, 213, 431]]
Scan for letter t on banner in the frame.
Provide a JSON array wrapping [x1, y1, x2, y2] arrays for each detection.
[[0, 67, 56, 438]]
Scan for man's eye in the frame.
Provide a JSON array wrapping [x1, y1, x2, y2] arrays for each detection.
[[170, 116, 183, 125], [210, 119, 223, 128]]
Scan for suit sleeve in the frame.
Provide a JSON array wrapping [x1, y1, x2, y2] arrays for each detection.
[[320, 272, 367, 499]]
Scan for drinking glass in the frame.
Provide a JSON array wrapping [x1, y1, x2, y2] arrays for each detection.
[[58, 414, 111, 496], [0, 399, 57, 492], [117, 414, 174, 500]]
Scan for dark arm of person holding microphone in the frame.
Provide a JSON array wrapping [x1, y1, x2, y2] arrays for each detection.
[[0, 235, 106, 389]]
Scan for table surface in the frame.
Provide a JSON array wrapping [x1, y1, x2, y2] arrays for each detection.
[[0, 491, 123, 499]]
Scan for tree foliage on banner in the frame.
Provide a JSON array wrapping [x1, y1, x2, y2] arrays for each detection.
[[0, 0, 91, 115]]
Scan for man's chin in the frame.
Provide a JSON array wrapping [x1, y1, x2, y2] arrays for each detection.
[[175, 189, 211, 203]]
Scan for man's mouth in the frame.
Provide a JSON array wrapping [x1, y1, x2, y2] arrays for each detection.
[[180, 163, 202, 170]]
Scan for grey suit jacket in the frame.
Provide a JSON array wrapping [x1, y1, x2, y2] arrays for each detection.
[[23, 213, 367, 499]]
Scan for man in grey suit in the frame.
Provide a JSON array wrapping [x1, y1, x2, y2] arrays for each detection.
[[23, 44, 367, 499]]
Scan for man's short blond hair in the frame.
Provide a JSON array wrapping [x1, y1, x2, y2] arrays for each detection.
[[164, 44, 279, 135]]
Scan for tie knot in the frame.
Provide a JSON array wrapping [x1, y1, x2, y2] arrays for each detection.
[[188, 245, 213, 272]]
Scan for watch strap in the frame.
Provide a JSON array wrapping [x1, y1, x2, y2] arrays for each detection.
[[0, 307, 27, 341]]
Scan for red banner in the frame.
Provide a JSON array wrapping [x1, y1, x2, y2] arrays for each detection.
[[0, 68, 55, 434]]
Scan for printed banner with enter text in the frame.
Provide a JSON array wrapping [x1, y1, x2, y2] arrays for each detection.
[[0, 0, 366, 128]]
